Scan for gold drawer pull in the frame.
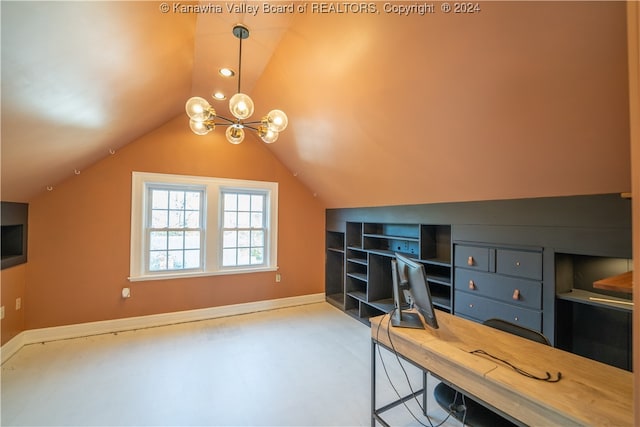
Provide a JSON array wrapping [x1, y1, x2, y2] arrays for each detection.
[[516, 261, 521, 267], [467, 256, 474, 266], [469, 280, 476, 290], [513, 289, 520, 300]]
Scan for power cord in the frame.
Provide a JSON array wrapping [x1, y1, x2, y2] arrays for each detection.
[[375, 309, 458, 427], [469, 349, 562, 382]]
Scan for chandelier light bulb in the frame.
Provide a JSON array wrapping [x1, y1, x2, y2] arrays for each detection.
[[190, 119, 213, 135], [229, 93, 254, 120], [265, 109, 288, 132], [185, 97, 213, 122], [258, 125, 279, 144], [226, 125, 245, 144]]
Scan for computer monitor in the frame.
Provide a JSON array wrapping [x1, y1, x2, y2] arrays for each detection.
[[391, 253, 439, 330]]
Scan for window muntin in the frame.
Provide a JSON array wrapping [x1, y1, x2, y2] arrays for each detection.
[[147, 187, 203, 272], [221, 191, 267, 267]]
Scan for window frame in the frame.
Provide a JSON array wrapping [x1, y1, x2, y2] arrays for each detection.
[[130, 172, 278, 282], [220, 188, 270, 269], [145, 183, 205, 273]]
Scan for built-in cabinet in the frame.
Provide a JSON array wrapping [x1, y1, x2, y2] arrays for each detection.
[[325, 194, 633, 370], [326, 222, 451, 322], [453, 243, 544, 332]]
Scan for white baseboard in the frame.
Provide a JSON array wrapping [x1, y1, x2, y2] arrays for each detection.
[[1, 293, 325, 365]]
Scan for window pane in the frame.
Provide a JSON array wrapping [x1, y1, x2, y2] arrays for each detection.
[[251, 248, 264, 264], [223, 231, 237, 248], [222, 248, 236, 266], [167, 250, 183, 269], [238, 231, 250, 247], [184, 231, 200, 249], [150, 231, 167, 250], [169, 211, 184, 228], [151, 210, 168, 228], [251, 195, 264, 212], [185, 211, 200, 228], [149, 251, 167, 271], [185, 192, 200, 210], [224, 193, 237, 210], [152, 190, 168, 209], [251, 213, 263, 228], [184, 250, 200, 269], [224, 212, 237, 228], [169, 191, 184, 209], [238, 212, 250, 228], [238, 194, 251, 211], [238, 248, 250, 265], [251, 230, 264, 247], [168, 231, 184, 250]]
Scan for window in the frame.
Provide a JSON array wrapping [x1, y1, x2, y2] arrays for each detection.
[[221, 191, 267, 267], [147, 186, 203, 272], [130, 172, 278, 281]]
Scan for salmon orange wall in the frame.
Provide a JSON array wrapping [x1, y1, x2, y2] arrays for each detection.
[[1, 264, 26, 345], [23, 115, 325, 330]]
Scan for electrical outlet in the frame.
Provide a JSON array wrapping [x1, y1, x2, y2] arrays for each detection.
[[1, 306, 5, 320], [275, 273, 281, 283], [16, 297, 21, 310]]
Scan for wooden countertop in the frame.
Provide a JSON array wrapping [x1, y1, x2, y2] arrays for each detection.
[[593, 271, 633, 294]]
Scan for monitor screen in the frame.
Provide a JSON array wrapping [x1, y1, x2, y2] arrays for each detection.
[[393, 253, 439, 329]]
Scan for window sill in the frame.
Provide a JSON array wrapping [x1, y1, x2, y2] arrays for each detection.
[[128, 266, 278, 282]]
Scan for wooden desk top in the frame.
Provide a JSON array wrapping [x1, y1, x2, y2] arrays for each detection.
[[593, 271, 633, 294], [371, 311, 632, 426]]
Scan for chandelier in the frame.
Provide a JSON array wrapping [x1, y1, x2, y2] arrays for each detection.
[[185, 24, 288, 144]]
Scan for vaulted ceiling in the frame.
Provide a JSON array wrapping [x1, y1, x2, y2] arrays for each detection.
[[1, 1, 631, 207]]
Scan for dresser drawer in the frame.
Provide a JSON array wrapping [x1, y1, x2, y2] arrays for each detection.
[[454, 245, 490, 271], [496, 249, 542, 280], [455, 269, 542, 310], [454, 291, 542, 332]]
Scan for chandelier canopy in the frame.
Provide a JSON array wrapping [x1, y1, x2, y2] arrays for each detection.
[[185, 24, 288, 144]]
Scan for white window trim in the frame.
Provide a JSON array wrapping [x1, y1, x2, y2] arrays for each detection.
[[130, 172, 278, 282]]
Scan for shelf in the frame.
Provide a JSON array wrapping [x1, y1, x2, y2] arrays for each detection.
[[557, 289, 632, 312], [368, 298, 394, 313], [327, 247, 344, 254], [368, 249, 420, 258], [366, 249, 398, 257], [347, 272, 367, 282], [347, 290, 367, 302], [347, 258, 368, 266], [593, 271, 633, 294], [420, 257, 452, 268], [432, 295, 451, 310], [426, 273, 451, 287], [363, 233, 420, 242]]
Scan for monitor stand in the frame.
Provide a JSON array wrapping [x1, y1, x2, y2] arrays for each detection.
[[391, 309, 424, 329], [391, 259, 425, 329]]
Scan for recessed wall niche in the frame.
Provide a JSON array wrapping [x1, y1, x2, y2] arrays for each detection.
[[1, 202, 28, 269]]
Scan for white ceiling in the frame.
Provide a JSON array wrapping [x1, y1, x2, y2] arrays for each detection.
[[1, 1, 631, 206]]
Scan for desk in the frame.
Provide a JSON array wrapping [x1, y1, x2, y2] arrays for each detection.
[[371, 311, 632, 426]]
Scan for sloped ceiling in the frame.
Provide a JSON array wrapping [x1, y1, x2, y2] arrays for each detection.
[[1, 1, 631, 207]]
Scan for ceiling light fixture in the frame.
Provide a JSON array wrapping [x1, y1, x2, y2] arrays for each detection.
[[212, 91, 226, 100], [219, 68, 235, 77], [185, 24, 288, 144]]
